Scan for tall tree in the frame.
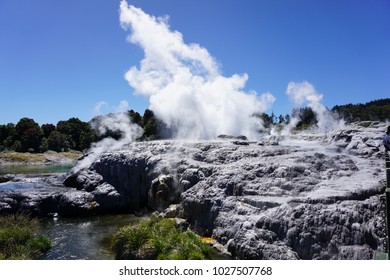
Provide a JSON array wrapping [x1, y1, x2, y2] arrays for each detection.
[[57, 118, 92, 150], [259, 113, 273, 128], [41, 123, 55, 138], [142, 109, 158, 139], [79, 128, 96, 151], [278, 114, 285, 124], [0, 123, 15, 150], [47, 131, 69, 152], [292, 107, 317, 130], [15, 118, 43, 152], [128, 110, 143, 127]]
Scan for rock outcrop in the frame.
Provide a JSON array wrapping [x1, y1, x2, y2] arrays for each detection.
[[1, 121, 388, 259], [0, 174, 14, 183], [0, 174, 67, 216]]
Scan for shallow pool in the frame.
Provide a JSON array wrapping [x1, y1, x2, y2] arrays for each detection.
[[0, 164, 74, 175]]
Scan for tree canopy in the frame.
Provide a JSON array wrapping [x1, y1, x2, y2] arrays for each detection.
[[332, 98, 390, 123]]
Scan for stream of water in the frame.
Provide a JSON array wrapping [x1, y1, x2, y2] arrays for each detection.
[[40, 214, 145, 260], [1, 165, 231, 260], [1, 164, 139, 260]]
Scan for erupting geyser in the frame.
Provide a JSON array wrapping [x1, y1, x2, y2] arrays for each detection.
[[119, 0, 275, 140], [76, 1, 348, 172]]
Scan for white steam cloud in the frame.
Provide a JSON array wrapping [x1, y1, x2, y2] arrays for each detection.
[[93, 101, 109, 115], [93, 100, 130, 115], [71, 3, 346, 174], [119, 1, 275, 140], [73, 104, 143, 173], [286, 81, 344, 133]]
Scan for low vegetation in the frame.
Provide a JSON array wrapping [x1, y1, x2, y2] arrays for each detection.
[[0, 150, 82, 164], [111, 216, 210, 260], [0, 152, 46, 163], [0, 214, 51, 260]]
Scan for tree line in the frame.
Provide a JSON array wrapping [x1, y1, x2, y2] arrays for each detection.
[[259, 108, 317, 130], [331, 98, 390, 123], [1, 98, 388, 153], [0, 109, 164, 153], [261, 98, 390, 130], [0, 117, 94, 153]]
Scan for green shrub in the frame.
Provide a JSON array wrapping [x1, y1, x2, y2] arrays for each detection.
[[112, 216, 210, 260], [112, 221, 150, 259], [0, 214, 51, 260]]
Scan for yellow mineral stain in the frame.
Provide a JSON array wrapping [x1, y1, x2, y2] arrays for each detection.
[[201, 237, 216, 245]]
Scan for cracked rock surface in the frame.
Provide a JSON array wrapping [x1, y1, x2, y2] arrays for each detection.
[[1, 121, 388, 259]]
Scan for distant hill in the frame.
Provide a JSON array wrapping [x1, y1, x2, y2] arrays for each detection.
[[332, 98, 390, 123]]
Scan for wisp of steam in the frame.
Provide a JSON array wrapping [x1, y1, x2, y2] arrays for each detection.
[[286, 81, 345, 133], [72, 109, 143, 173], [119, 0, 275, 140]]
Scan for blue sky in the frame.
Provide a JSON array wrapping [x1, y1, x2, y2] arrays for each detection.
[[0, 0, 389, 125]]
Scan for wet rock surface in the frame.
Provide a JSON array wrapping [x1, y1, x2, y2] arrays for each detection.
[[1, 121, 388, 259], [0, 174, 68, 216], [0, 174, 14, 183]]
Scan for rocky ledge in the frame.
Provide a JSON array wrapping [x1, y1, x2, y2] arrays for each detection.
[[64, 122, 387, 259], [0, 121, 387, 259]]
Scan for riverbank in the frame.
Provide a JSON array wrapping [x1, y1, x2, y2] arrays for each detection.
[[0, 151, 82, 166], [0, 214, 51, 259]]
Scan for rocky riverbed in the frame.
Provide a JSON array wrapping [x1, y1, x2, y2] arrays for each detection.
[[0, 121, 388, 259]]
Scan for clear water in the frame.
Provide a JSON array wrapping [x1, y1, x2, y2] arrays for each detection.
[[40, 214, 145, 260], [38, 214, 231, 260], [1, 165, 231, 260], [0, 164, 74, 175]]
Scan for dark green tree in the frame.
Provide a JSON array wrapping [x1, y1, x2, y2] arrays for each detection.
[[39, 138, 49, 153], [259, 113, 274, 128], [284, 114, 291, 124], [143, 109, 158, 139], [332, 98, 390, 123], [141, 109, 171, 140], [292, 107, 317, 130], [0, 123, 16, 151], [57, 118, 92, 150], [47, 131, 69, 152], [270, 112, 277, 124], [79, 128, 96, 151], [41, 124, 56, 138], [11, 140, 22, 152], [15, 118, 43, 152], [128, 110, 143, 127], [278, 114, 285, 124]]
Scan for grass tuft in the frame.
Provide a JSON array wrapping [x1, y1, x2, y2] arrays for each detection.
[[112, 216, 210, 260], [0, 214, 51, 260]]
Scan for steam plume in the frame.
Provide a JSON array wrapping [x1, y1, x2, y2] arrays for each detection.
[[119, 1, 275, 140], [286, 81, 344, 133], [73, 105, 143, 173]]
